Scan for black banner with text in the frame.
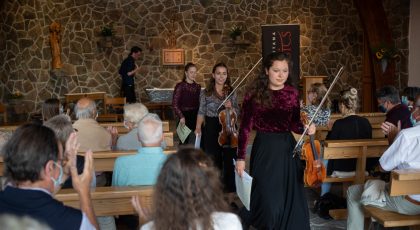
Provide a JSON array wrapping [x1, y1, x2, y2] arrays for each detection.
[[261, 24, 300, 86]]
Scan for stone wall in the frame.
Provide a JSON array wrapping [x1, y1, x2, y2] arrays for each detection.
[[0, 0, 409, 114]]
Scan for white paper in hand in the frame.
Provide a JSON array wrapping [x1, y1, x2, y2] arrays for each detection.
[[194, 134, 201, 149], [234, 160, 252, 211], [176, 123, 191, 144]]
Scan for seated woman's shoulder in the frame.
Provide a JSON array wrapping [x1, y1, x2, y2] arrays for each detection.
[[212, 212, 242, 230]]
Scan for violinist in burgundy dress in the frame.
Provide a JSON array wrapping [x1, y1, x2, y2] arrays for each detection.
[[172, 63, 201, 145], [195, 62, 239, 194], [236, 52, 315, 229]]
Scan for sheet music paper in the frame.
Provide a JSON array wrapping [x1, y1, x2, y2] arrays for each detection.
[[234, 160, 252, 211], [176, 123, 191, 144], [194, 134, 201, 149]]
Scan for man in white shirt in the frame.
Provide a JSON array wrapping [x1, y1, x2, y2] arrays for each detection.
[[347, 100, 420, 230]]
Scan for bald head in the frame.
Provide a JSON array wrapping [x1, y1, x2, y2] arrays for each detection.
[[75, 98, 97, 119]]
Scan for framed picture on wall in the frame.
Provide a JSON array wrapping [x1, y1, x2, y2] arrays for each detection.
[[162, 49, 185, 66]]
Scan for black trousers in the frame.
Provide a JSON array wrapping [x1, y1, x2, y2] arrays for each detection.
[[121, 84, 136, 103]]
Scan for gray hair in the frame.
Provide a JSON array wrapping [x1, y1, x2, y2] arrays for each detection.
[[43, 114, 73, 150], [376, 85, 401, 104], [137, 113, 163, 145], [124, 103, 149, 124], [0, 214, 51, 230], [74, 99, 97, 119]]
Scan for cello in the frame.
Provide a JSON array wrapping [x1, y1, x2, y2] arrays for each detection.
[[218, 84, 238, 148]]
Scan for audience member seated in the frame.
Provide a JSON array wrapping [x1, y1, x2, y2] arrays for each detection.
[[73, 97, 117, 152], [347, 102, 420, 229], [401, 86, 420, 111], [319, 88, 373, 200], [73, 97, 117, 230], [113, 113, 167, 186], [301, 82, 331, 126], [0, 124, 98, 230], [42, 98, 63, 122], [377, 85, 412, 143], [131, 147, 242, 230], [44, 114, 96, 189], [116, 103, 149, 150]]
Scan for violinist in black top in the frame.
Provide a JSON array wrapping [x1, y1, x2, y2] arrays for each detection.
[[195, 63, 239, 194]]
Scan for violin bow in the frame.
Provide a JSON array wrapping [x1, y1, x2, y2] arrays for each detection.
[[217, 57, 263, 111], [292, 66, 344, 158]]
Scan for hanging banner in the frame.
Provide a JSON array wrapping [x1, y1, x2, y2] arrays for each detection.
[[261, 24, 300, 86]]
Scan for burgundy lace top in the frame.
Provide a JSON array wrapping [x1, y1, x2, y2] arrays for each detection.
[[237, 85, 304, 159], [172, 81, 201, 119]]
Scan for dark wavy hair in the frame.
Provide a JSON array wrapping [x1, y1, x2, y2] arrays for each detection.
[[248, 52, 293, 107], [183, 62, 196, 82], [205, 62, 232, 97], [3, 124, 59, 183], [153, 147, 228, 230]]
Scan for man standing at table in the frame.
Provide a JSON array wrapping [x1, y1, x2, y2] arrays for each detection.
[[119, 46, 142, 103]]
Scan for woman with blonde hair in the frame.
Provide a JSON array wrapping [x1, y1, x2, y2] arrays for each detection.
[[315, 87, 373, 218], [132, 147, 242, 230]]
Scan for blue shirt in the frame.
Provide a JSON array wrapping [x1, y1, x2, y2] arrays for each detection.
[[112, 147, 167, 186]]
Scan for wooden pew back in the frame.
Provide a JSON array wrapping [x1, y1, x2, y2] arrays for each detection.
[[315, 123, 385, 140], [323, 138, 388, 184], [329, 112, 386, 125], [79, 149, 177, 172], [0, 149, 177, 176], [56, 186, 153, 217]]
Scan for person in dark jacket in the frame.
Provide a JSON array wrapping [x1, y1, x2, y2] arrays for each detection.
[[0, 124, 98, 230], [119, 46, 142, 103]]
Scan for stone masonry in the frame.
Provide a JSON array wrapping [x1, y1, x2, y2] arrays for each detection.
[[0, 0, 409, 114]]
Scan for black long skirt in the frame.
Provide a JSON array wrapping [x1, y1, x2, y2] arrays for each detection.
[[178, 109, 198, 145], [201, 116, 236, 193], [250, 132, 310, 230]]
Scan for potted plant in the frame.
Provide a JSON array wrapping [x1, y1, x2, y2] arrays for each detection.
[[229, 25, 242, 41], [101, 24, 114, 47]]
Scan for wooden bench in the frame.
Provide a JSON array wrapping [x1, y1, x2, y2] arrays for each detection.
[[322, 138, 389, 220], [99, 121, 170, 134], [0, 149, 177, 176], [329, 112, 386, 125], [78, 149, 177, 172], [323, 138, 388, 184], [56, 186, 153, 217], [315, 123, 385, 141], [364, 169, 420, 228]]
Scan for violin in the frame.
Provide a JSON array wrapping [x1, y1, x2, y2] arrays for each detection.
[[218, 85, 238, 148], [300, 111, 326, 187]]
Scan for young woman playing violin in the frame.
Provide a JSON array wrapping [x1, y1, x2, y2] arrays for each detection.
[[195, 62, 239, 195], [236, 52, 315, 230]]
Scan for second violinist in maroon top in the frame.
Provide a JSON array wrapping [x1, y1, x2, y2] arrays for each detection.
[[172, 63, 201, 145]]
